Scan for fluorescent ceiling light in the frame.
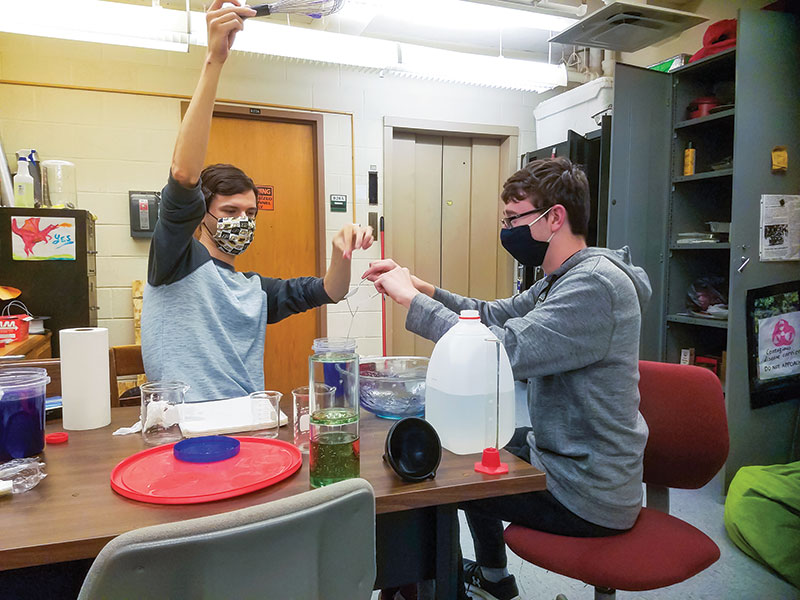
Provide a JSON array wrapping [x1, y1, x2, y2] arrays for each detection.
[[190, 12, 397, 70], [340, 0, 576, 33], [395, 44, 566, 91], [0, 0, 190, 52], [197, 14, 566, 91]]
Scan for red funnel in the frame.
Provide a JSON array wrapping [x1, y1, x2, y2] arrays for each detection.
[[474, 447, 508, 475]]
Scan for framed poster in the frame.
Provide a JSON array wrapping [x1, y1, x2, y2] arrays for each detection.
[[746, 280, 800, 409], [11, 216, 76, 260]]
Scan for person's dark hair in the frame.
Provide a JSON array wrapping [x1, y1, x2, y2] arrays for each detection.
[[200, 163, 258, 210], [500, 157, 590, 237]]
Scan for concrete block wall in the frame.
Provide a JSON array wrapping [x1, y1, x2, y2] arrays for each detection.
[[0, 33, 542, 354]]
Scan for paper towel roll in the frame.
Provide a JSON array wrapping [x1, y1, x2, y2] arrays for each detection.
[[60, 327, 111, 431]]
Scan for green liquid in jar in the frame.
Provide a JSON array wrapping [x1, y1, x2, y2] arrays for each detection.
[[309, 431, 360, 488], [310, 407, 359, 425]]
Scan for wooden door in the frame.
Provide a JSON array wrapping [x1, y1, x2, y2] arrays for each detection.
[[205, 114, 320, 397]]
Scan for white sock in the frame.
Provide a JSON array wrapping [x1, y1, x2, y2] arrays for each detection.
[[480, 566, 509, 582]]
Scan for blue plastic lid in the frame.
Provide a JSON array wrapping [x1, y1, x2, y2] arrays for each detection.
[[173, 436, 241, 464]]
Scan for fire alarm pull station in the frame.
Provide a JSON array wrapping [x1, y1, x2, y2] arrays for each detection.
[[129, 191, 160, 238]]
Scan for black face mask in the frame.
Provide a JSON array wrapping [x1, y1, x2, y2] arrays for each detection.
[[500, 225, 550, 267]]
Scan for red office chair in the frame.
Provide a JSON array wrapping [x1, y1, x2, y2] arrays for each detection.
[[504, 360, 729, 599]]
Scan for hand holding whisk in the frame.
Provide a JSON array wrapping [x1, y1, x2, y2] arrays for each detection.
[[247, 0, 345, 19]]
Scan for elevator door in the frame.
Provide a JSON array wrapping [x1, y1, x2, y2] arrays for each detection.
[[388, 132, 511, 356]]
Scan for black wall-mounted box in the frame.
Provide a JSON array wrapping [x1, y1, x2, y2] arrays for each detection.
[[129, 191, 160, 238]]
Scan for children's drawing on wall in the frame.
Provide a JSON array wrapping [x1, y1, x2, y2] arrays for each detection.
[[11, 216, 76, 261]]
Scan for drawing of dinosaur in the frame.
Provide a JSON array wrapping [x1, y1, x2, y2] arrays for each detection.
[[11, 217, 70, 257]]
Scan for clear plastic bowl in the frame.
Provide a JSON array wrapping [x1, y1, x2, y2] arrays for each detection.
[[359, 357, 428, 420]]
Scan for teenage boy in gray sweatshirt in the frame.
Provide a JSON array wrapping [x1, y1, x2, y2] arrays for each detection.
[[364, 157, 651, 600]]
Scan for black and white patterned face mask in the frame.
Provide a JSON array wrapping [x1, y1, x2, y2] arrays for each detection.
[[207, 214, 256, 255]]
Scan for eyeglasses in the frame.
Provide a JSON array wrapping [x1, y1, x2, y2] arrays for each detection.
[[500, 207, 546, 229]]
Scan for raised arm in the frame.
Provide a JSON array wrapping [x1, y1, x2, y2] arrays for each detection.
[[171, 0, 255, 187]]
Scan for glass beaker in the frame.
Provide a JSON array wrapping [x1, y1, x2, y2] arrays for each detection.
[[292, 384, 334, 453], [140, 381, 187, 446], [308, 338, 359, 487], [249, 390, 282, 438], [41, 160, 77, 207]]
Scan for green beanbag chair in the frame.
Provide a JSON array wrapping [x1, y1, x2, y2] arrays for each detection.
[[724, 461, 800, 589]]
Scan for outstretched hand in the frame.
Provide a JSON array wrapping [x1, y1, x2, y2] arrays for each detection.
[[333, 223, 374, 260], [375, 266, 419, 309], [206, 0, 256, 65], [361, 259, 400, 282], [363, 259, 436, 299]]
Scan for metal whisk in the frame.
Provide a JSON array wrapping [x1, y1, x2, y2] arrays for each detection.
[[248, 0, 345, 19]]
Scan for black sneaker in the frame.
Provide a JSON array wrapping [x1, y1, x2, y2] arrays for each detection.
[[463, 559, 521, 600]]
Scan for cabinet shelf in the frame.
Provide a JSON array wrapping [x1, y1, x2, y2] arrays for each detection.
[[674, 108, 735, 130], [669, 242, 730, 250], [673, 169, 733, 183], [672, 47, 736, 76], [667, 313, 729, 329]]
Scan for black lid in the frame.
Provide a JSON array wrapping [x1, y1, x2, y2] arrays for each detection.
[[383, 417, 442, 483]]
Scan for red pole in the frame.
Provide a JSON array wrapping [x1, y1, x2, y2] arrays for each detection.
[[380, 216, 387, 356]]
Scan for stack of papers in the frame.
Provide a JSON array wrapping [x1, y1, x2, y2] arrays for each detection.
[[179, 396, 288, 438]]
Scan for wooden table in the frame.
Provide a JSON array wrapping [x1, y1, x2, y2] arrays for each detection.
[[0, 332, 52, 359], [0, 406, 545, 598]]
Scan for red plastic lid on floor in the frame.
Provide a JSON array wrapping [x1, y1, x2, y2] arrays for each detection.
[[110, 437, 302, 505]]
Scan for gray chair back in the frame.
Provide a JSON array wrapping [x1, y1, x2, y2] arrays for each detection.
[[78, 478, 376, 600]]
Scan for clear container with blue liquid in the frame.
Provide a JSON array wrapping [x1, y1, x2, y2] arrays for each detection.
[[0, 368, 50, 462]]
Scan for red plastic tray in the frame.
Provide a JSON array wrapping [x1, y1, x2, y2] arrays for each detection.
[[110, 437, 302, 504]]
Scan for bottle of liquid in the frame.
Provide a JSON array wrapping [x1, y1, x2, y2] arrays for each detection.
[[308, 338, 360, 487], [13, 157, 34, 208], [425, 310, 515, 455], [17, 149, 42, 206], [683, 142, 696, 176]]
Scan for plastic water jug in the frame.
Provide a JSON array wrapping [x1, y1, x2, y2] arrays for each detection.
[[424, 310, 515, 455]]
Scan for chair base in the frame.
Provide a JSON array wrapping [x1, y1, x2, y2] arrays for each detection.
[[553, 588, 615, 600]]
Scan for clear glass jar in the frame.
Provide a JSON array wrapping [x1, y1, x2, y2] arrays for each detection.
[[308, 338, 359, 487], [140, 381, 187, 446]]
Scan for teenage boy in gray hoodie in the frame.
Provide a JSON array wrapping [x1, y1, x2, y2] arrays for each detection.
[[363, 157, 651, 600]]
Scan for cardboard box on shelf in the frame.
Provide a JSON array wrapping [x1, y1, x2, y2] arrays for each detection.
[[680, 347, 696, 365]]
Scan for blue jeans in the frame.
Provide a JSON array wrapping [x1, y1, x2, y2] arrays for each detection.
[[459, 427, 625, 569]]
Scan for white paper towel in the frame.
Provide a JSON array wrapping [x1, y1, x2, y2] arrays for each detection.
[[60, 327, 111, 430]]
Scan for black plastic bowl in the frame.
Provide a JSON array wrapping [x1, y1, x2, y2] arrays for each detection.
[[383, 417, 442, 483]]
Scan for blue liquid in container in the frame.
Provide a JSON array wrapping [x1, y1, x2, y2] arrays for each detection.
[[0, 369, 48, 461]]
